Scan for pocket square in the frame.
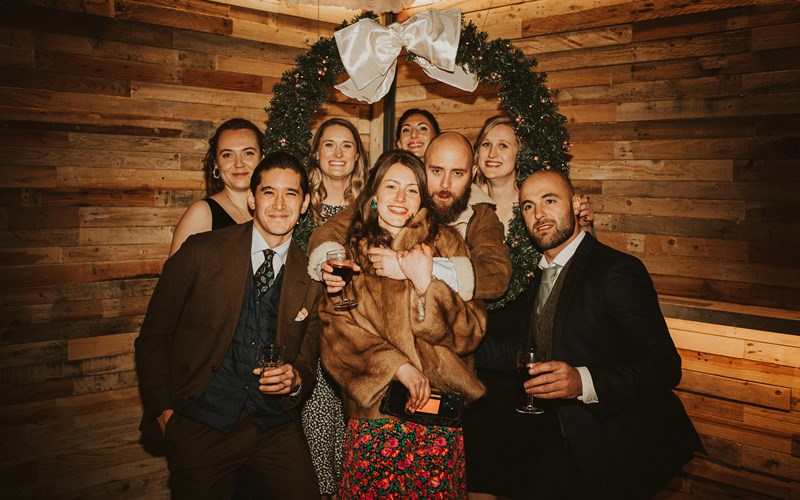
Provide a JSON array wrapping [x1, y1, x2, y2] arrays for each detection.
[[294, 308, 308, 321]]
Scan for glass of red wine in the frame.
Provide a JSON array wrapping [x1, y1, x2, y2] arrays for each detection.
[[326, 249, 357, 311], [516, 347, 545, 414]]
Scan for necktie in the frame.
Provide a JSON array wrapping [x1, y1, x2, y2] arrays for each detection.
[[254, 249, 276, 298], [535, 264, 561, 315]]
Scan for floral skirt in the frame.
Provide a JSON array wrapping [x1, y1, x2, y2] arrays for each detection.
[[339, 418, 466, 500]]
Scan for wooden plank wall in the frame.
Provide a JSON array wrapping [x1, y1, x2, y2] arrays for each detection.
[[667, 301, 800, 499], [399, 0, 800, 312], [0, 0, 362, 497], [398, 1, 800, 497]]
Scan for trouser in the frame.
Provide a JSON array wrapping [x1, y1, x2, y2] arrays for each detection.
[[164, 410, 320, 500]]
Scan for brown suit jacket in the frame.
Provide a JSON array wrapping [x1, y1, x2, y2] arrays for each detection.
[[135, 222, 322, 442]]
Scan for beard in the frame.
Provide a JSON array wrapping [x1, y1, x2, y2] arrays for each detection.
[[530, 212, 576, 252], [430, 184, 471, 224]]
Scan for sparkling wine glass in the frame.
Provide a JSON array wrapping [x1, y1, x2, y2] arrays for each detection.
[[326, 249, 357, 311], [516, 347, 544, 414]]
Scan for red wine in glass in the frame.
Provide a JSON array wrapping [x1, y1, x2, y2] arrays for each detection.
[[328, 263, 354, 283], [326, 249, 357, 311], [516, 348, 544, 414]]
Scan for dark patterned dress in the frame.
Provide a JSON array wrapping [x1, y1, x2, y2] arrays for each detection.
[[297, 203, 348, 496], [339, 419, 466, 499]]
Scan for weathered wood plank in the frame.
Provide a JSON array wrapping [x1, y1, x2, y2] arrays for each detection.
[[68, 332, 136, 361], [592, 195, 745, 220], [114, 0, 232, 35], [58, 167, 203, 190], [0, 260, 164, 288], [679, 370, 791, 410]]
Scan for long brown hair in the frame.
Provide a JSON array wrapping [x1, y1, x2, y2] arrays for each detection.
[[203, 118, 265, 196], [346, 150, 436, 267], [306, 118, 370, 225]]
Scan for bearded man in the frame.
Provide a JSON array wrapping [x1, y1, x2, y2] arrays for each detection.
[[513, 170, 703, 498], [308, 132, 511, 302]]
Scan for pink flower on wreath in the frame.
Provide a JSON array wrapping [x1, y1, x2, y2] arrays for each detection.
[[387, 437, 399, 448], [429, 476, 441, 488], [434, 436, 446, 447], [378, 478, 391, 490], [398, 458, 411, 470]]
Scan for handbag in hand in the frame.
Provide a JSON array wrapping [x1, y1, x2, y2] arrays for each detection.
[[379, 380, 464, 428]]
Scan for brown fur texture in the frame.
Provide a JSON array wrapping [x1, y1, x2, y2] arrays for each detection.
[[320, 209, 487, 420]]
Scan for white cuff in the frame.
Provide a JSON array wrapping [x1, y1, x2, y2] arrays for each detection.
[[432, 257, 459, 292], [448, 255, 475, 301], [576, 366, 599, 404], [307, 241, 345, 281]]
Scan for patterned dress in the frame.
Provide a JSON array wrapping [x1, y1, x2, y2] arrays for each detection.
[[339, 419, 466, 499], [298, 203, 348, 496]]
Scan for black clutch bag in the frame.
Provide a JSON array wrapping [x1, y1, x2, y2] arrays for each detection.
[[379, 380, 464, 428]]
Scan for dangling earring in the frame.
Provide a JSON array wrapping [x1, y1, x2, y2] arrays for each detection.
[[212, 165, 220, 179], [371, 200, 377, 211]]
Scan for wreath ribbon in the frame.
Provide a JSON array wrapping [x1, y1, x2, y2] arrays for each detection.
[[334, 9, 479, 104]]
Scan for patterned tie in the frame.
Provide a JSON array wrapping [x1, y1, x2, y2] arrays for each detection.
[[254, 249, 276, 298], [535, 264, 561, 315]]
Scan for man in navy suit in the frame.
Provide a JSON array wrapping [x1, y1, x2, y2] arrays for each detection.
[[517, 170, 702, 498]]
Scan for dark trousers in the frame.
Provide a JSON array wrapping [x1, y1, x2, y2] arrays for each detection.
[[164, 410, 320, 500]]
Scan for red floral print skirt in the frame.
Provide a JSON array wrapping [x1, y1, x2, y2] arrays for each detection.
[[339, 418, 466, 499]]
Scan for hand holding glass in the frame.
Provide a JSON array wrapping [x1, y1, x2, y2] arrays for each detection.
[[258, 344, 285, 374], [326, 249, 357, 311], [516, 348, 546, 414]]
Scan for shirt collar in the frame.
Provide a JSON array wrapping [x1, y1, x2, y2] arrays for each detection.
[[251, 227, 291, 262], [539, 230, 586, 269]]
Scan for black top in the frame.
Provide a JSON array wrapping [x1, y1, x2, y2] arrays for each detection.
[[205, 197, 237, 230]]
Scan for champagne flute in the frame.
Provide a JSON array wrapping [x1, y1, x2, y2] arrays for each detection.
[[516, 347, 544, 414], [326, 249, 357, 311]]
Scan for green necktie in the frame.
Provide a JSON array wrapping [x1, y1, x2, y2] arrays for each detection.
[[535, 264, 561, 315]]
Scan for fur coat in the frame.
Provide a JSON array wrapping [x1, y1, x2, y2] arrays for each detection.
[[319, 209, 487, 420]]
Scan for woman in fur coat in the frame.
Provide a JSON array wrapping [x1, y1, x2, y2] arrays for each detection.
[[318, 149, 487, 499]]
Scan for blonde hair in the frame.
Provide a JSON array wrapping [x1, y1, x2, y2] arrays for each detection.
[[472, 115, 520, 188], [306, 118, 370, 225]]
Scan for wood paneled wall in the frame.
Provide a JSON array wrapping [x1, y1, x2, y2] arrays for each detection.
[[397, 1, 800, 497], [665, 299, 800, 499], [399, 0, 800, 312], [1, 0, 798, 498], [0, 0, 362, 497]]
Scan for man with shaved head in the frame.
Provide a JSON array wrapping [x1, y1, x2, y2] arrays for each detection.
[[512, 169, 702, 498], [309, 132, 511, 303]]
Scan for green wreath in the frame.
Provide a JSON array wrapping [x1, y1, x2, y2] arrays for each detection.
[[265, 12, 571, 310]]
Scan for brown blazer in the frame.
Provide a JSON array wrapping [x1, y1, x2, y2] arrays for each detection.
[[135, 222, 322, 442]]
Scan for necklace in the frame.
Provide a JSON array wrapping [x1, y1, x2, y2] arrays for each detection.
[[224, 190, 250, 222]]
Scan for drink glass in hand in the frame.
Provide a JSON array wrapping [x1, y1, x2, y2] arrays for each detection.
[[326, 249, 357, 311], [258, 343, 285, 374], [516, 347, 545, 415]]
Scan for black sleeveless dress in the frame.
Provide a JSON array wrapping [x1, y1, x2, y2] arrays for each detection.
[[205, 198, 237, 229]]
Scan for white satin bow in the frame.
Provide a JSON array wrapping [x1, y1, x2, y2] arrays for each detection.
[[334, 9, 479, 104]]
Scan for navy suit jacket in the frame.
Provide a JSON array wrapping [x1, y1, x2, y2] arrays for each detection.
[[521, 234, 702, 496]]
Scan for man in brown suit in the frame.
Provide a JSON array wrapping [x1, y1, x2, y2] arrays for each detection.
[[135, 152, 322, 499]]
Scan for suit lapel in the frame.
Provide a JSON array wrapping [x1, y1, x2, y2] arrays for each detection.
[[277, 241, 310, 340], [212, 223, 253, 348], [552, 234, 596, 356]]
